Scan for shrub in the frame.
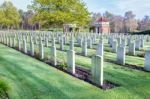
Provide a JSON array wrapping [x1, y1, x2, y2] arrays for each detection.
[[0, 80, 10, 98], [131, 30, 150, 35]]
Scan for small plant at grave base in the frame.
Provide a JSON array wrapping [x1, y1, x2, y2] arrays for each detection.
[[137, 53, 145, 57], [59, 55, 67, 70], [59, 62, 67, 70], [0, 79, 10, 99], [34, 52, 40, 59], [44, 55, 49, 61]]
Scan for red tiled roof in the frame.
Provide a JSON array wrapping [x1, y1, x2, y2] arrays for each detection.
[[96, 17, 109, 22]]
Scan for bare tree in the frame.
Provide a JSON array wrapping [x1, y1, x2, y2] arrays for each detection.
[[112, 15, 124, 33], [139, 15, 150, 31], [124, 11, 138, 32]]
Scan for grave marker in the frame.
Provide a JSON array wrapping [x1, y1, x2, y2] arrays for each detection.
[[91, 55, 103, 86], [117, 46, 125, 65], [144, 51, 150, 71], [67, 50, 75, 74]]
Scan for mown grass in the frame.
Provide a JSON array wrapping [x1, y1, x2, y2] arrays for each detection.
[[1, 37, 150, 99], [19, 38, 150, 98], [0, 44, 106, 99]]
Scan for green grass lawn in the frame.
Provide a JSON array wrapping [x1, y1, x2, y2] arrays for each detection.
[[0, 44, 107, 99], [1, 38, 150, 98]]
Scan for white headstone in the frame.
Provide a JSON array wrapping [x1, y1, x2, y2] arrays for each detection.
[[112, 40, 118, 53], [67, 50, 75, 74], [51, 46, 57, 66], [82, 39, 87, 56], [135, 40, 141, 50], [140, 39, 144, 48], [60, 37, 64, 50], [87, 38, 92, 48], [117, 46, 125, 65], [96, 43, 104, 56], [30, 41, 34, 56], [9, 37, 12, 47], [18, 39, 21, 50], [12, 37, 16, 47], [121, 39, 126, 47], [117, 37, 121, 45], [144, 51, 150, 71], [39, 43, 44, 59], [91, 55, 103, 86], [70, 39, 74, 50], [129, 42, 135, 55], [23, 39, 27, 53], [45, 37, 49, 47]]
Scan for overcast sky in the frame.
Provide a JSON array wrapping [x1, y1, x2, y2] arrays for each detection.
[[0, 0, 149, 19]]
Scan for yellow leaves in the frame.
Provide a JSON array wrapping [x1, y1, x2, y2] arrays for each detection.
[[30, 0, 90, 27], [0, 1, 20, 27]]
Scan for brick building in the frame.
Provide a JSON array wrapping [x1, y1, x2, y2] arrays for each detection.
[[90, 17, 110, 34]]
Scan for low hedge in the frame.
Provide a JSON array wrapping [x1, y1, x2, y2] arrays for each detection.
[[131, 30, 150, 35]]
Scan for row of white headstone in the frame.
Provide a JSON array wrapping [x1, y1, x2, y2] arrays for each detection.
[[0, 32, 150, 86], [0, 33, 104, 86], [108, 35, 150, 71], [110, 37, 144, 54]]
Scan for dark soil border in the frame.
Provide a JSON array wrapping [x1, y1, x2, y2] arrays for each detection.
[[105, 59, 149, 72]]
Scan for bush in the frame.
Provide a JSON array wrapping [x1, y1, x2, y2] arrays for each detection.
[[131, 30, 150, 35], [0, 80, 10, 98]]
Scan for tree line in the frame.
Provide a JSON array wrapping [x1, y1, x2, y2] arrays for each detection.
[[0, 0, 150, 33], [92, 11, 150, 33]]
